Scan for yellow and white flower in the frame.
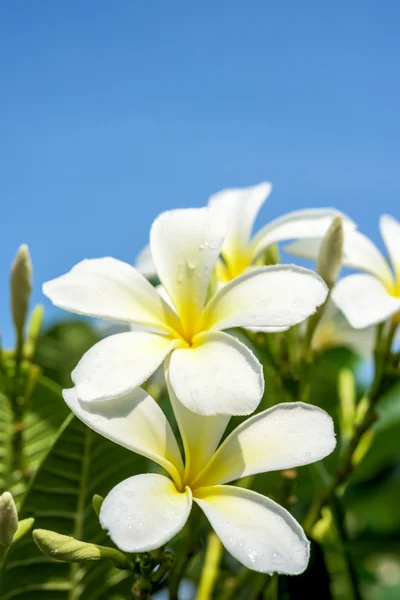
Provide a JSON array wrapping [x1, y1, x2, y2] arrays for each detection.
[[136, 183, 355, 285], [288, 215, 400, 329], [311, 301, 377, 358], [44, 207, 327, 416], [63, 367, 336, 575], [208, 182, 356, 283]]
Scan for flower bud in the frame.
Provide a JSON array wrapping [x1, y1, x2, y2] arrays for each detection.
[[256, 243, 280, 266], [338, 369, 356, 441], [10, 245, 32, 338], [25, 304, 44, 360], [0, 492, 18, 560], [33, 529, 131, 570], [92, 494, 104, 516], [13, 518, 34, 544], [316, 217, 344, 289]]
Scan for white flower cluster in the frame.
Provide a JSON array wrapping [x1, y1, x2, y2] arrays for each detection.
[[43, 182, 399, 575]]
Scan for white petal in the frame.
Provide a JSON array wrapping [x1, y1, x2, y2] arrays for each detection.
[[252, 208, 356, 260], [329, 321, 377, 359], [169, 331, 264, 416], [284, 237, 326, 260], [332, 274, 400, 328], [194, 403, 336, 487], [63, 388, 184, 485], [286, 229, 396, 286], [43, 257, 179, 332], [72, 332, 179, 403], [247, 325, 290, 333], [199, 265, 328, 332], [155, 284, 176, 311], [135, 244, 157, 279], [165, 360, 230, 482], [150, 207, 226, 334], [195, 486, 309, 574], [380, 214, 400, 282], [100, 474, 192, 552], [342, 231, 395, 284], [209, 182, 272, 269]]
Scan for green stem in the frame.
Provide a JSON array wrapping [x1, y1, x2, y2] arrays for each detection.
[[196, 532, 223, 600], [303, 320, 396, 534], [218, 568, 254, 600], [150, 551, 174, 585], [264, 573, 278, 600], [246, 331, 301, 404], [330, 499, 362, 600], [14, 329, 24, 376], [168, 549, 189, 600], [168, 513, 199, 600], [132, 553, 154, 599]]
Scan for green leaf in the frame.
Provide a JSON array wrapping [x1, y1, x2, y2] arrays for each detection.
[[22, 376, 69, 477], [0, 394, 13, 492], [312, 506, 358, 600], [34, 321, 99, 388], [351, 381, 400, 483], [345, 468, 400, 535], [0, 414, 148, 599], [308, 347, 361, 415], [6, 375, 69, 506]]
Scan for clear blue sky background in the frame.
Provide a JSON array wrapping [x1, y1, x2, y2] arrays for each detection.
[[1, 1, 399, 346]]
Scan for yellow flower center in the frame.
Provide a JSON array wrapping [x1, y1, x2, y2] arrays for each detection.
[[385, 275, 400, 298], [217, 250, 253, 283]]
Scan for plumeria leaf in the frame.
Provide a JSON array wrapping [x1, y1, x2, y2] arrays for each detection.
[[0, 376, 69, 507], [349, 381, 400, 484], [0, 415, 148, 599], [34, 320, 100, 388], [0, 394, 13, 495], [312, 506, 359, 600]]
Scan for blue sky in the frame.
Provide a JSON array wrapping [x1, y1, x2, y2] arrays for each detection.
[[1, 1, 399, 346]]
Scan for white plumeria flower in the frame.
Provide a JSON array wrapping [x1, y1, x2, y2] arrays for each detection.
[[63, 366, 336, 575], [135, 182, 356, 284], [311, 301, 377, 359], [288, 215, 400, 329], [135, 244, 157, 279], [44, 207, 328, 416], [208, 182, 356, 283]]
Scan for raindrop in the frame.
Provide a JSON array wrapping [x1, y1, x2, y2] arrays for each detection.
[[272, 550, 284, 565]]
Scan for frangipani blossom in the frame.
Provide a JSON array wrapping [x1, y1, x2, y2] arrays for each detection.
[[63, 368, 336, 575], [288, 215, 400, 329], [208, 182, 356, 283], [44, 207, 328, 416], [311, 301, 377, 358], [135, 183, 356, 285]]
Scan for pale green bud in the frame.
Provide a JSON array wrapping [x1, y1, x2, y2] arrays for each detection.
[[254, 243, 280, 267], [24, 304, 44, 360], [33, 529, 131, 570], [92, 494, 104, 516], [10, 245, 32, 337], [0, 492, 18, 560], [354, 396, 369, 425], [13, 518, 34, 544], [352, 429, 375, 467], [338, 369, 356, 441], [312, 507, 335, 543], [316, 217, 344, 289]]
